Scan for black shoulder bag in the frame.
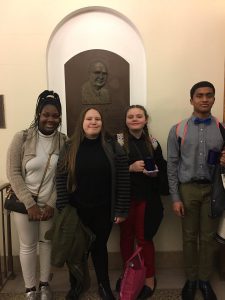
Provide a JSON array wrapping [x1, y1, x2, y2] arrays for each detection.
[[4, 153, 52, 214]]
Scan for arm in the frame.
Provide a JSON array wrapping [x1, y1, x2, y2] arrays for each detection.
[[167, 126, 184, 217], [129, 160, 145, 172], [7, 131, 43, 220], [7, 131, 37, 209], [113, 142, 130, 222], [55, 145, 71, 211]]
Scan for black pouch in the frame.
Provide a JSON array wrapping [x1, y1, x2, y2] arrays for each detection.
[[4, 187, 37, 214]]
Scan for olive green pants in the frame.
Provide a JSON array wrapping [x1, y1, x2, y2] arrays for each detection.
[[179, 182, 219, 281]]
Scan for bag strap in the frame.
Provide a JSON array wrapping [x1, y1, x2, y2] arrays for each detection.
[[36, 153, 52, 197], [126, 246, 144, 267]]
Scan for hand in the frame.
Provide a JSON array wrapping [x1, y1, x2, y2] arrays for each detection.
[[220, 149, 225, 166], [27, 204, 42, 221], [129, 160, 145, 172], [40, 205, 54, 221], [114, 216, 126, 224], [143, 165, 158, 177], [172, 201, 184, 217]]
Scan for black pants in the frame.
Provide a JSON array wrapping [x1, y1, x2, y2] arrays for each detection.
[[76, 203, 113, 286]]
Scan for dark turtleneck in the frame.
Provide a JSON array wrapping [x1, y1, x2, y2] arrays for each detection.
[[73, 136, 111, 207]]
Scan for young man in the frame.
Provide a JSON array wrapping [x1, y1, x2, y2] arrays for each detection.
[[167, 81, 225, 300]]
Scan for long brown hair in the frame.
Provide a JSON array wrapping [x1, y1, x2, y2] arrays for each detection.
[[64, 107, 106, 192], [123, 104, 154, 156]]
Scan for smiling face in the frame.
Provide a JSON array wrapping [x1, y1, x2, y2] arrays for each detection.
[[126, 107, 148, 135], [89, 62, 108, 90], [190, 87, 215, 118], [83, 109, 102, 139], [38, 104, 61, 135]]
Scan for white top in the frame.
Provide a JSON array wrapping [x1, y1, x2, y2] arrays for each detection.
[[25, 131, 59, 207]]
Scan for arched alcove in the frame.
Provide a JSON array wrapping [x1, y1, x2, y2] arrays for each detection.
[[47, 7, 147, 133]]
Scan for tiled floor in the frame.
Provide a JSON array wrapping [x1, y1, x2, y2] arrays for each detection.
[[1, 267, 225, 299]]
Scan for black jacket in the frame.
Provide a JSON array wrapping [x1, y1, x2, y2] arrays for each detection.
[[56, 138, 130, 221]]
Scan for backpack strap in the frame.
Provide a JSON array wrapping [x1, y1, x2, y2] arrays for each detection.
[[176, 117, 225, 150], [176, 118, 189, 146]]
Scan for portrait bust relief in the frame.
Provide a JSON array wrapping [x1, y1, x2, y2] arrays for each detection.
[[82, 61, 111, 104], [64, 49, 130, 136]]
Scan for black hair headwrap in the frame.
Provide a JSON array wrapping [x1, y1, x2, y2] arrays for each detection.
[[36, 90, 62, 115]]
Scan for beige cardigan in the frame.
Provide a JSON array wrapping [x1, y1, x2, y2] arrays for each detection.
[[6, 128, 66, 209]]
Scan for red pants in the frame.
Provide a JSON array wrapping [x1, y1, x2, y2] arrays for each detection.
[[120, 200, 155, 278]]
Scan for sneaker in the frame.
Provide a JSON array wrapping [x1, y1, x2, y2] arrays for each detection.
[[25, 291, 37, 300], [39, 285, 53, 300]]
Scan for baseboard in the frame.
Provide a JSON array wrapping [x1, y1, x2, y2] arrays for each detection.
[[5, 248, 224, 280], [8, 251, 184, 273]]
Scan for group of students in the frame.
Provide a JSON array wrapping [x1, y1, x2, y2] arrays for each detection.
[[6, 80, 225, 300]]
